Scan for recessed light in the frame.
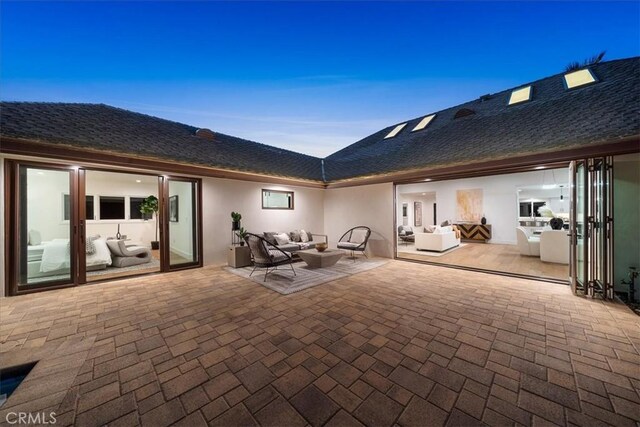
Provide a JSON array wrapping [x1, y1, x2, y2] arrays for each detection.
[[136, 180, 141, 183], [534, 166, 545, 170], [37, 171, 44, 175], [424, 178, 432, 182], [421, 193, 426, 196]]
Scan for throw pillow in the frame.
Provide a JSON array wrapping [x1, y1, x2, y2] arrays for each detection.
[[28, 229, 42, 246], [274, 233, 291, 245], [424, 225, 436, 233], [299, 229, 309, 243], [85, 235, 99, 255], [289, 230, 302, 242], [440, 220, 450, 227], [263, 232, 278, 246]]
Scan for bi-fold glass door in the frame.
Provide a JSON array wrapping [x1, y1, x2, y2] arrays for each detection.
[[6, 160, 202, 296], [570, 157, 613, 298]]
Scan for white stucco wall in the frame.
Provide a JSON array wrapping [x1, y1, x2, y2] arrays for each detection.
[[323, 183, 394, 258], [201, 177, 325, 266]]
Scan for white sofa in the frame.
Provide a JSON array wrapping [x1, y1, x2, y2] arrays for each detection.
[[415, 230, 460, 252], [516, 227, 540, 256], [540, 230, 570, 264]]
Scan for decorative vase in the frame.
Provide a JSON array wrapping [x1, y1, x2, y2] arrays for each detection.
[[481, 215, 487, 225], [116, 224, 122, 239], [232, 221, 240, 231], [316, 243, 328, 252], [550, 217, 564, 230]]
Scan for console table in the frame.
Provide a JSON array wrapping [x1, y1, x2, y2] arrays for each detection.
[[454, 224, 492, 242]]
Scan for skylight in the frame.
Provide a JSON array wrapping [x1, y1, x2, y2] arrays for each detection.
[[384, 123, 407, 139], [412, 114, 436, 132], [564, 69, 597, 89], [508, 86, 531, 105]]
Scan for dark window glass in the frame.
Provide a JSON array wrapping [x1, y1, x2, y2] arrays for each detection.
[[533, 202, 546, 217], [519, 202, 532, 217], [99, 196, 125, 220], [130, 197, 151, 220], [63, 195, 94, 220]]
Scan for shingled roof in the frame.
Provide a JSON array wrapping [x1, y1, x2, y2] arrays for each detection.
[[0, 102, 324, 181], [324, 56, 639, 181], [1, 57, 638, 184]]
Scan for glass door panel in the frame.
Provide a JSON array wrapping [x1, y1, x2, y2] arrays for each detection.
[[17, 165, 75, 289], [571, 161, 587, 293], [167, 179, 199, 267]]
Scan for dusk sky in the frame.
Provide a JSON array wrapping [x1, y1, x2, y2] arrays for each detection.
[[2, 1, 639, 157]]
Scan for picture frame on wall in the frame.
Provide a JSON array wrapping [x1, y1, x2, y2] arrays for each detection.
[[402, 203, 408, 226], [414, 202, 422, 227], [169, 195, 179, 222]]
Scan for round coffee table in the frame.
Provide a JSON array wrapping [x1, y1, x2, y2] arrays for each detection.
[[296, 248, 344, 268]]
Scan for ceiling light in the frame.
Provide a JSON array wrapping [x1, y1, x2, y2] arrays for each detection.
[[421, 193, 426, 196], [136, 179, 142, 183], [423, 178, 432, 182], [535, 166, 545, 170]]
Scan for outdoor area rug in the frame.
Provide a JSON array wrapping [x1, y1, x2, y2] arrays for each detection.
[[225, 257, 388, 295]]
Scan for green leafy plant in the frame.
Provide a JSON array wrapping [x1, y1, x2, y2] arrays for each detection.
[[231, 212, 242, 222], [140, 195, 160, 247], [565, 51, 606, 72], [235, 227, 248, 246]]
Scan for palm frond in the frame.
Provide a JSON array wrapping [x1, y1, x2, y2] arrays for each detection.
[[565, 51, 606, 72]]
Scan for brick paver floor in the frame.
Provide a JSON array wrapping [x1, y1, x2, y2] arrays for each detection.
[[1, 261, 639, 426]]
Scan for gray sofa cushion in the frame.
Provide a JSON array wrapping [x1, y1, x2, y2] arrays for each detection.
[[263, 232, 278, 246], [337, 242, 361, 250]]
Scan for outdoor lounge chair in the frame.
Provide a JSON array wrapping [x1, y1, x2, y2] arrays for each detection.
[[244, 232, 296, 282], [105, 240, 152, 268], [337, 226, 371, 261]]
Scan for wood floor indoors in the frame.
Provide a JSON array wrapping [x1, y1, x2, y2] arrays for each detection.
[[1, 260, 638, 426], [398, 242, 569, 281]]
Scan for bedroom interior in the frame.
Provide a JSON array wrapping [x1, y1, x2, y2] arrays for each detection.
[[396, 167, 571, 281], [23, 168, 161, 285]]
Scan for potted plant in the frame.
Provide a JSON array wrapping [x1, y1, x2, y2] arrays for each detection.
[[231, 212, 242, 230], [140, 195, 160, 249], [235, 227, 248, 246]]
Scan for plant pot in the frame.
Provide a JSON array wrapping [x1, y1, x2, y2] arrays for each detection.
[[151, 241, 160, 250], [316, 243, 328, 252], [240, 241, 245, 246], [232, 221, 241, 231]]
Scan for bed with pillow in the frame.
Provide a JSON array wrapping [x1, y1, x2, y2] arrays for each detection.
[[26, 231, 111, 279]]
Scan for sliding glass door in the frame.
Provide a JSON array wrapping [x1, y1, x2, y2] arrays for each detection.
[[163, 177, 202, 269], [11, 164, 78, 293]]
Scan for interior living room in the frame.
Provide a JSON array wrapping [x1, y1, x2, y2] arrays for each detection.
[[396, 167, 571, 281]]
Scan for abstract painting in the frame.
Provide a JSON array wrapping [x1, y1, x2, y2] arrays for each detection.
[[456, 189, 483, 223], [414, 202, 422, 227]]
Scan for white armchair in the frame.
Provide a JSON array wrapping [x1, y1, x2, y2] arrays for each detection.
[[540, 230, 570, 264], [516, 227, 540, 257]]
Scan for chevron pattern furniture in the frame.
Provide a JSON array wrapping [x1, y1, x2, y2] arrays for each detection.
[[455, 223, 492, 242]]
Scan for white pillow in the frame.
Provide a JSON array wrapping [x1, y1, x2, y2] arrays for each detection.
[[299, 229, 309, 243], [274, 233, 290, 245], [29, 229, 42, 246], [92, 237, 112, 266], [434, 226, 453, 234]]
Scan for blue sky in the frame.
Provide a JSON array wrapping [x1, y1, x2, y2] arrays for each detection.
[[2, 1, 638, 157]]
